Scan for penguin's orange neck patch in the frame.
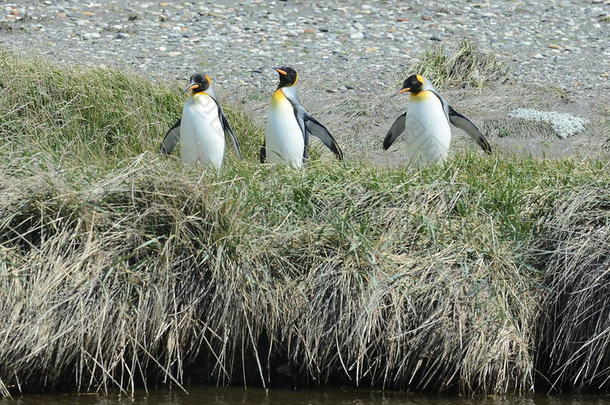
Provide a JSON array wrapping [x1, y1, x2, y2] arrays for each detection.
[[271, 89, 286, 106], [193, 91, 209, 97], [409, 90, 431, 102]]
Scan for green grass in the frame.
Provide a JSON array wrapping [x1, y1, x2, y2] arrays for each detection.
[[0, 49, 609, 398]]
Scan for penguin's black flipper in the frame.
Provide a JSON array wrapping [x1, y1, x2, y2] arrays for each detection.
[[302, 123, 310, 160], [447, 106, 492, 154], [160, 118, 181, 155], [209, 95, 242, 159], [303, 115, 343, 160], [219, 109, 242, 159], [259, 140, 266, 163], [383, 113, 406, 150]]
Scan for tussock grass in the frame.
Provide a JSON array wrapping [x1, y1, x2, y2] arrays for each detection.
[[0, 156, 542, 395], [536, 182, 610, 391], [410, 39, 508, 88], [0, 49, 609, 397]]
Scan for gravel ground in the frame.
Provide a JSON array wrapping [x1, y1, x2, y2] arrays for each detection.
[[1, 0, 609, 161]]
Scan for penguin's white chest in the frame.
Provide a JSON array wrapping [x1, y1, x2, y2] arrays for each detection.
[[404, 92, 451, 166], [265, 89, 304, 169], [180, 94, 225, 170]]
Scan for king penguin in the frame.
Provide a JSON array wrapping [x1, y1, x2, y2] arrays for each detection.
[[261, 66, 343, 169], [383, 74, 491, 166], [160, 73, 241, 170]]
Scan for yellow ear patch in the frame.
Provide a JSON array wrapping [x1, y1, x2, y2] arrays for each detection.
[[416, 74, 425, 84], [205, 74, 212, 83]]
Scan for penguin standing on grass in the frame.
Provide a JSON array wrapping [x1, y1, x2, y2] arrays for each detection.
[[160, 73, 241, 170], [383, 74, 491, 166], [262, 66, 343, 169]]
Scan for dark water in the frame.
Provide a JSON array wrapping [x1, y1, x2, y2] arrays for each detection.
[[4, 387, 610, 405]]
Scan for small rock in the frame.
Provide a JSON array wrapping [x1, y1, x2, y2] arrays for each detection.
[[532, 53, 544, 59], [82, 32, 101, 40], [116, 32, 129, 39], [421, 15, 432, 21], [350, 32, 364, 39]]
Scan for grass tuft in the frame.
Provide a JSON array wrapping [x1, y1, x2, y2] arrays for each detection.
[[410, 39, 509, 88]]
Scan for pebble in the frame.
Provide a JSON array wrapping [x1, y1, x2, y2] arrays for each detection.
[[0, 0, 606, 100], [82, 32, 101, 40]]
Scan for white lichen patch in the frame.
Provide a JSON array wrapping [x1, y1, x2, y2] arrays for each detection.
[[508, 108, 589, 139]]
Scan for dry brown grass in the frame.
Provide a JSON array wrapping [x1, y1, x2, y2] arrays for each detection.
[[536, 182, 610, 391], [0, 155, 551, 396]]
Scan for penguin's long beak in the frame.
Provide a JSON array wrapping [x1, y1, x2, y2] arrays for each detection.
[[274, 67, 288, 76], [183, 83, 199, 93], [390, 87, 410, 98]]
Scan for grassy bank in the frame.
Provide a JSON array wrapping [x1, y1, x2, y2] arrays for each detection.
[[0, 50, 609, 397]]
